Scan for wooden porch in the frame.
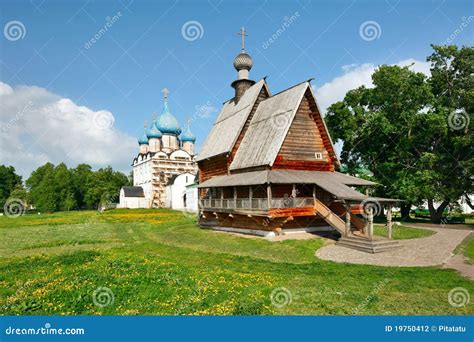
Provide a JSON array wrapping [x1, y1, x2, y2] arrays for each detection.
[[198, 183, 398, 242]]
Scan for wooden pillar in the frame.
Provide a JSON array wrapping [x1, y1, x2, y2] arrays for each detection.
[[220, 187, 224, 208], [291, 184, 296, 207], [386, 204, 393, 239], [249, 185, 253, 209], [267, 183, 272, 210], [209, 188, 212, 207], [233, 186, 237, 208], [368, 207, 374, 237], [344, 203, 351, 237]]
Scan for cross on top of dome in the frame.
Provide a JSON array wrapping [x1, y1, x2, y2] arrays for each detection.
[[237, 26, 247, 51], [162, 87, 169, 100]]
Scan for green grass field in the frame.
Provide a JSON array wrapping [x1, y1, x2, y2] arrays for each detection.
[[455, 234, 474, 265], [373, 224, 435, 240], [0, 209, 472, 315]]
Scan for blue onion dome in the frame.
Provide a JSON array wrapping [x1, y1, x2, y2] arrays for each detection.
[[157, 100, 181, 135], [138, 128, 149, 145], [180, 127, 196, 142], [146, 119, 162, 139]]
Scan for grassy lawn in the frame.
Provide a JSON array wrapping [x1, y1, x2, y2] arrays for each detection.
[[373, 224, 435, 240], [455, 233, 474, 265], [0, 209, 472, 315]]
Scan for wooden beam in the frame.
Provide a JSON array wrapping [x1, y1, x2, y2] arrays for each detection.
[[267, 183, 272, 210], [368, 207, 374, 237], [386, 205, 393, 239], [344, 203, 351, 237]]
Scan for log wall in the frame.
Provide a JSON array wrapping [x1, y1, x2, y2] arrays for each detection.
[[199, 212, 329, 232], [198, 154, 228, 183], [273, 90, 336, 171]]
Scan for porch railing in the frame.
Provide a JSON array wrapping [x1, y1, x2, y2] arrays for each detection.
[[199, 197, 314, 211]]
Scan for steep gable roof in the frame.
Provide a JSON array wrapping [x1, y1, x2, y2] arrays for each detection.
[[229, 81, 309, 170], [195, 79, 269, 161], [229, 81, 339, 171]]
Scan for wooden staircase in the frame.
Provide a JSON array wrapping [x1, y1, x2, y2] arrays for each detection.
[[329, 202, 366, 233], [314, 199, 400, 253], [313, 198, 345, 234]]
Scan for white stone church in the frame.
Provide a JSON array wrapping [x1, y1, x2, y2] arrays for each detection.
[[118, 88, 198, 211]]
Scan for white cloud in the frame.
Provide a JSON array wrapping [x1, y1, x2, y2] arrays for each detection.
[[0, 82, 136, 179], [0, 82, 13, 96], [314, 58, 431, 114]]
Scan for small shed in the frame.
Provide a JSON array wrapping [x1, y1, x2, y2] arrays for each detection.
[[118, 186, 149, 209]]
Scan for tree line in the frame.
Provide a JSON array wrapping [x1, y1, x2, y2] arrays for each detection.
[[325, 45, 473, 223], [0, 163, 130, 212]]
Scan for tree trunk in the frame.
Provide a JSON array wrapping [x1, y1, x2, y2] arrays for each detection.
[[465, 195, 473, 210], [400, 203, 411, 220], [427, 199, 450, 224]]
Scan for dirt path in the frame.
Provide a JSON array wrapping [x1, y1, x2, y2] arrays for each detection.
[[316, 226, 474, 279]]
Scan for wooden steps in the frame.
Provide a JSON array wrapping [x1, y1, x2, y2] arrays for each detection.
[[314, 198, 345, 234], [329, 202, 365, 232], [336, 235, 400, 253]]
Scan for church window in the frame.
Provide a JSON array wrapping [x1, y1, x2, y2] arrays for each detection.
[[315, 152, 323, 160]]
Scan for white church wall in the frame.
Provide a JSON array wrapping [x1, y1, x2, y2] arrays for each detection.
[[185, 185, 198, 212], [148, 138, 161, 152], [167, 173, 196, 210], [182, 141, 195, 155], [139, 144, 148, 154], [170, 149, 191, 160], [164, 186, 172, 208]]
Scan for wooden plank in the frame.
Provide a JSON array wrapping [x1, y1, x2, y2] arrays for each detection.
[[314, 198, 345, 234]]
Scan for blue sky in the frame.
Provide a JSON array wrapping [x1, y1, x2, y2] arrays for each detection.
[[1, 0, 473, 177]]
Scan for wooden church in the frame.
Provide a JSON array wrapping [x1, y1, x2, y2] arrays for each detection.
[[196, 29, 399, 253]]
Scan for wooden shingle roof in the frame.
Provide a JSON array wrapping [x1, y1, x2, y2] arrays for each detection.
[[198, 170, 376, 187], [195, 79, 269, 161], [197, 170, 386, 202], [229, 81, 308, 170]]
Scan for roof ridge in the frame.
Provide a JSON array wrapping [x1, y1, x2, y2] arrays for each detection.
[[264, 78, 312, 99]]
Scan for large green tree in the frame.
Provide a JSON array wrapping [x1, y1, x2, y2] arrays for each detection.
[[71, 164, 93, 209], [26, 163, 59, 212], [84, 166, 130, 209], [26, 163, 130, 212], [325, 45, 473, 223], [0, 165, 22, 208]]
